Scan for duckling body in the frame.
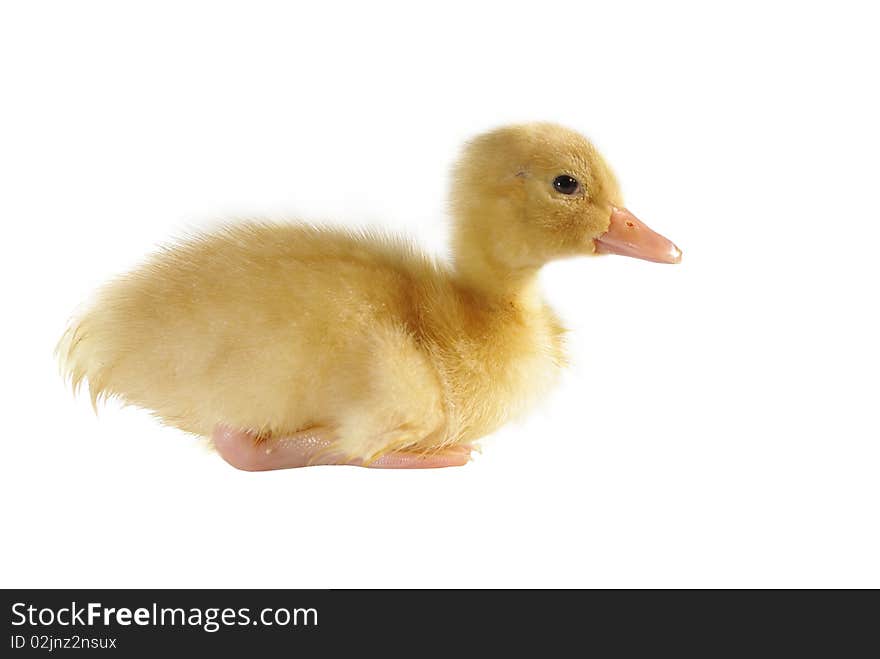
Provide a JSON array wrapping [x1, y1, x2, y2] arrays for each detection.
[[60, 224, 564, 460], [58, 123, 680, 467]]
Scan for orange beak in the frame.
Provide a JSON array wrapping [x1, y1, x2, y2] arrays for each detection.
[[595, 207, 682, 264]]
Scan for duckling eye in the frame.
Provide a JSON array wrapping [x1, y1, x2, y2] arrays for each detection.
[[552, 175, 579, 195]]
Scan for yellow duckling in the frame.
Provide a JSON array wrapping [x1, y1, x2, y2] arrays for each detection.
[[57, 123, 681, 470]]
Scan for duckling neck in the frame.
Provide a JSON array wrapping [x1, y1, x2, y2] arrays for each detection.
[[451, 243, 543, 307]]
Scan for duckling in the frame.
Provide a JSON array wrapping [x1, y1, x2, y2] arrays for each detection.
[[57, 123, 681, 470]]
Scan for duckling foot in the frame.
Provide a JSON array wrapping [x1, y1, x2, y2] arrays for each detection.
[[212, 425, 471, 471], [368, 445, 473, 469]]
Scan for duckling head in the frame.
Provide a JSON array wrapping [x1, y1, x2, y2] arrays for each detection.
[[450, 123, 680, 291]]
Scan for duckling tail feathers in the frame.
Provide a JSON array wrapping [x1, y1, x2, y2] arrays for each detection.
[[55, 317, 110, 413]]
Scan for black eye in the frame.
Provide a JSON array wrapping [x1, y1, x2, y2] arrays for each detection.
[[553, 174, 579, 195]]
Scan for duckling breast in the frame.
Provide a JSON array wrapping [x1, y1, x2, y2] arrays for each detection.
[[422, 297, 567, 444]]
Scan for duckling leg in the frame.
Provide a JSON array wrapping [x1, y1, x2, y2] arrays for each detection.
[[212, 322, 455, 469], [213, 426, 470, 471]]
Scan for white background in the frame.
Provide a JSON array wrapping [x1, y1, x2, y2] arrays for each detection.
[[1, 1, 878, 588]]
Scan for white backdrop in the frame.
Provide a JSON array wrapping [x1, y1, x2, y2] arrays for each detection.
[[1, 1, 877, 588]]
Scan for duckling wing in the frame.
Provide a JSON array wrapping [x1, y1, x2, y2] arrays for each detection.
[[57, 222, 448, 441]]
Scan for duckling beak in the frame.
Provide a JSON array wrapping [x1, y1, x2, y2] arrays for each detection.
[[595, 207, 682, 264]]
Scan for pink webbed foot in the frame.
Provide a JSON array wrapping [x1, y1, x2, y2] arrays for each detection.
[[212, 425, 471, 471]]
